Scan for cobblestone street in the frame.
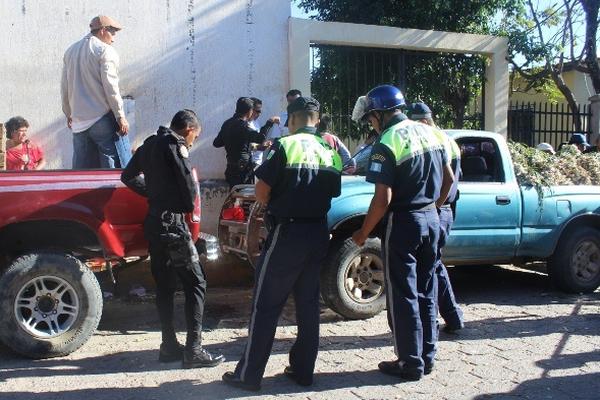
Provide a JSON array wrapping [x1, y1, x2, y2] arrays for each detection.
[[1, 264, 599, 400]]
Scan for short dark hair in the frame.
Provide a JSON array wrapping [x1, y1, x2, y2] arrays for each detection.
[[236, 97, 254, 115], [317, 114, 332, 133], [291, 110, 319, 127], [286, 89, 302, 98], [250, 97, 262, 109], [5, 116, 29, 138], [170, 109, 200, 131]]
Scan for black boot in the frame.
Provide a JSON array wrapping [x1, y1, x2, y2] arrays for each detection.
[[378, 360, 423, 381], [182, 348, 225, 368], [158, 342, 184, 363]]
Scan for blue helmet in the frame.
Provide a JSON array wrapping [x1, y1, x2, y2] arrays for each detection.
[[365, 85, 405, 114]]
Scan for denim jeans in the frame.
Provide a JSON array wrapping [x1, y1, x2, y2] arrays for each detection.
[[72, 112, 119, 169]]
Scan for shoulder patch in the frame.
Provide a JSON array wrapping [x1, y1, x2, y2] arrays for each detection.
[[370, 162, 383, 173], [178, 145, 189, 159]]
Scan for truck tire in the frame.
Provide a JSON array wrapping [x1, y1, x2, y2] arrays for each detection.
[[0, 253, 103, 358], [548, 227, 600, 293], [321, 238, 385, 319]]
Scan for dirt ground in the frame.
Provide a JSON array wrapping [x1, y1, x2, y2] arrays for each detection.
[[1, 264, 599, 400]]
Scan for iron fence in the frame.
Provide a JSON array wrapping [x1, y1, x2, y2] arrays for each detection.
[[508, 102, 592, 149]]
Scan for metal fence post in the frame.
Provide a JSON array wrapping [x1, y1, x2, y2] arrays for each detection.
[[589, 94, 600, 147]]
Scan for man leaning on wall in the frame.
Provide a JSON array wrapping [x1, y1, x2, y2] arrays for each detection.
[[61, 15, 130, 169]]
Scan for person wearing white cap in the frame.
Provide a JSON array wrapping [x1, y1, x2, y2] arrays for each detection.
[[61, 15, 130, 169], [536, 142, 556, 155]]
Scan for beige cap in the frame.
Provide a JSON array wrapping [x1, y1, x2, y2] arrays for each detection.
[[89, 15, 123, 31]]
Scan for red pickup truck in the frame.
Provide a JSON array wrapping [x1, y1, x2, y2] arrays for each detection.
[[0, 169, 212, 358]]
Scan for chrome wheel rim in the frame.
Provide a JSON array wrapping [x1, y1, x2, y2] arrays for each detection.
[[344, 252, 385, 303], [571, 240, 600, 283], [14, 276, 79, 338]]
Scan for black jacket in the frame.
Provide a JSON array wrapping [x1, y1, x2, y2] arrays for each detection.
[[213, 115, 271, 164], [121, 126, 197, 213]]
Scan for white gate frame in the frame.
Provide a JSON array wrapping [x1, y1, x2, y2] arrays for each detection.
[[288, 18, 509, 136]]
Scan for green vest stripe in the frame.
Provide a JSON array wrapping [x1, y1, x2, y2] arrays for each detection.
[[379, 121, 445, 166], [280, 133, 342, 172]]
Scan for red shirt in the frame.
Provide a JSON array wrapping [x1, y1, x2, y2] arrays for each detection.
[[6, 141, 44, 170]]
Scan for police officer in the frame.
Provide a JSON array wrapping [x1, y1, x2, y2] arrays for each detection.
[[213, 97, 276, 187], [222, 97, 342, 391], [408, 101, 465, 333], [351, 85, 455, 380], [121, 109, 224, 368]]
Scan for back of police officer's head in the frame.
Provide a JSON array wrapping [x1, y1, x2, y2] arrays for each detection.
[[170, 109, 201, 146], [287, 96, 320, 134]]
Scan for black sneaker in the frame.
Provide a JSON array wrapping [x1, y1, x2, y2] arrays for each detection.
[[222, 371, 261, 392], [442, 322, 464, 334], [378, 360, 423, 381], [182, 348, 225, 369], [283, 366, 313, 386], [424, 362, 434, 375], [158, 342, 184, 363]]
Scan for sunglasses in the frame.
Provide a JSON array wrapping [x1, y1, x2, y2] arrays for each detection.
[[105, 27, 119, 35]]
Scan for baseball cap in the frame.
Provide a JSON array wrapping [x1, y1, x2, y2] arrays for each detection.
[[90, 15, 123, 31], [568, 133, 590, 147], [408, 102, 432, 120], [536, 142, 555, 154], [285, 96, 320, 127]]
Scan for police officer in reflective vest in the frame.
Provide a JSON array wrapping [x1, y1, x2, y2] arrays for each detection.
[[121, 109, 224, 368], [222, 97, 342, 391], [408, 102, 464, 333], [351, 86, 455, 380]]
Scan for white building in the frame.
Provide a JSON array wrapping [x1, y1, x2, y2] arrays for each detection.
[[1, 0, 291, 233]]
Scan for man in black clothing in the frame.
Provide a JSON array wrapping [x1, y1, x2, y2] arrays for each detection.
[[121, 109, 224, 369], [213, 97, 276, 188]]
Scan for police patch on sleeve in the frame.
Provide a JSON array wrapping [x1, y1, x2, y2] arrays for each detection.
[[178, 145, 189, 159], [370, 161, 383, 173], [371, 153, 386, 163]]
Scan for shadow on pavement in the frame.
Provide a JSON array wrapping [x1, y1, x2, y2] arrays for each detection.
[[0, 369, 406, 400]]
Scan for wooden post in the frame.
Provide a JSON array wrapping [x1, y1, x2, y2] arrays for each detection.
[[0, 123, 6, 170], [589, 94, 600, 147]]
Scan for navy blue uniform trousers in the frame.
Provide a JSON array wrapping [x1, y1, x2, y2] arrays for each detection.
[[436, 206, 463, 329], [233, 218, 329, 386], [383, 209, 440, 370]]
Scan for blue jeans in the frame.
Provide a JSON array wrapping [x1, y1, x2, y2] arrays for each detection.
[[72, 112, 119, 169]]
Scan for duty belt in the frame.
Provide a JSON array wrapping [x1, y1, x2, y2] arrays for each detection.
[[391, 202, 436, 212], [148, 207, 184, 221], [268, 214, 326, 224]]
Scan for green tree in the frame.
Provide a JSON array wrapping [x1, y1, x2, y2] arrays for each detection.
[[297, 0, 517, 132], [502, 0, 600, 131]]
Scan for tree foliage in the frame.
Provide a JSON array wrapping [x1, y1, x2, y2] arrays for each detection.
[[297, 0, 518, 135], [501, 0, 600, 130]]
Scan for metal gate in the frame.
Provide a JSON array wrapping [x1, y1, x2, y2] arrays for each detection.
[[310, 44, 486, 149]]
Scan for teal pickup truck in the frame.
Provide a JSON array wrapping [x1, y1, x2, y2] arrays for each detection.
[[218, 130, 600, 319]]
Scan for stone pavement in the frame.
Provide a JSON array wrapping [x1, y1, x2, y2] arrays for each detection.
[[1, 264, 599, 400]]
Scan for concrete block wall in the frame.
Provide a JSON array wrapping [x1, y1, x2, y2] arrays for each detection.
[[0, 0, 291, 236]]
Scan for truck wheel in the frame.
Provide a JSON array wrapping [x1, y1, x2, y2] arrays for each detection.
[[0, 253, 103, 358], [548, 227, 600, 293], [321, 238, 385, 319]]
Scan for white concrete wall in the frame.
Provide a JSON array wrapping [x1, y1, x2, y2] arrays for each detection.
[[1, 0, 290, 234]]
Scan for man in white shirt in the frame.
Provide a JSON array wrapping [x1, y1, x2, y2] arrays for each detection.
[[61, 15, 130, 169], [268, 89, 302, 141]]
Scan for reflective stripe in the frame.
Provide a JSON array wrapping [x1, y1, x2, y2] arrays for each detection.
[[240, 224, 281, 381], [379, 121, 445, 166], [384, 212, 398, 356], [280, 133, 342, 172]]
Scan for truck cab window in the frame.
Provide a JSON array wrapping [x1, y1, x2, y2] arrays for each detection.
[[457, 138, 504, 183]]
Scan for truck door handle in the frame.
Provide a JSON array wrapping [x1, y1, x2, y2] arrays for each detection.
[[496, 196, 511, 205]]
